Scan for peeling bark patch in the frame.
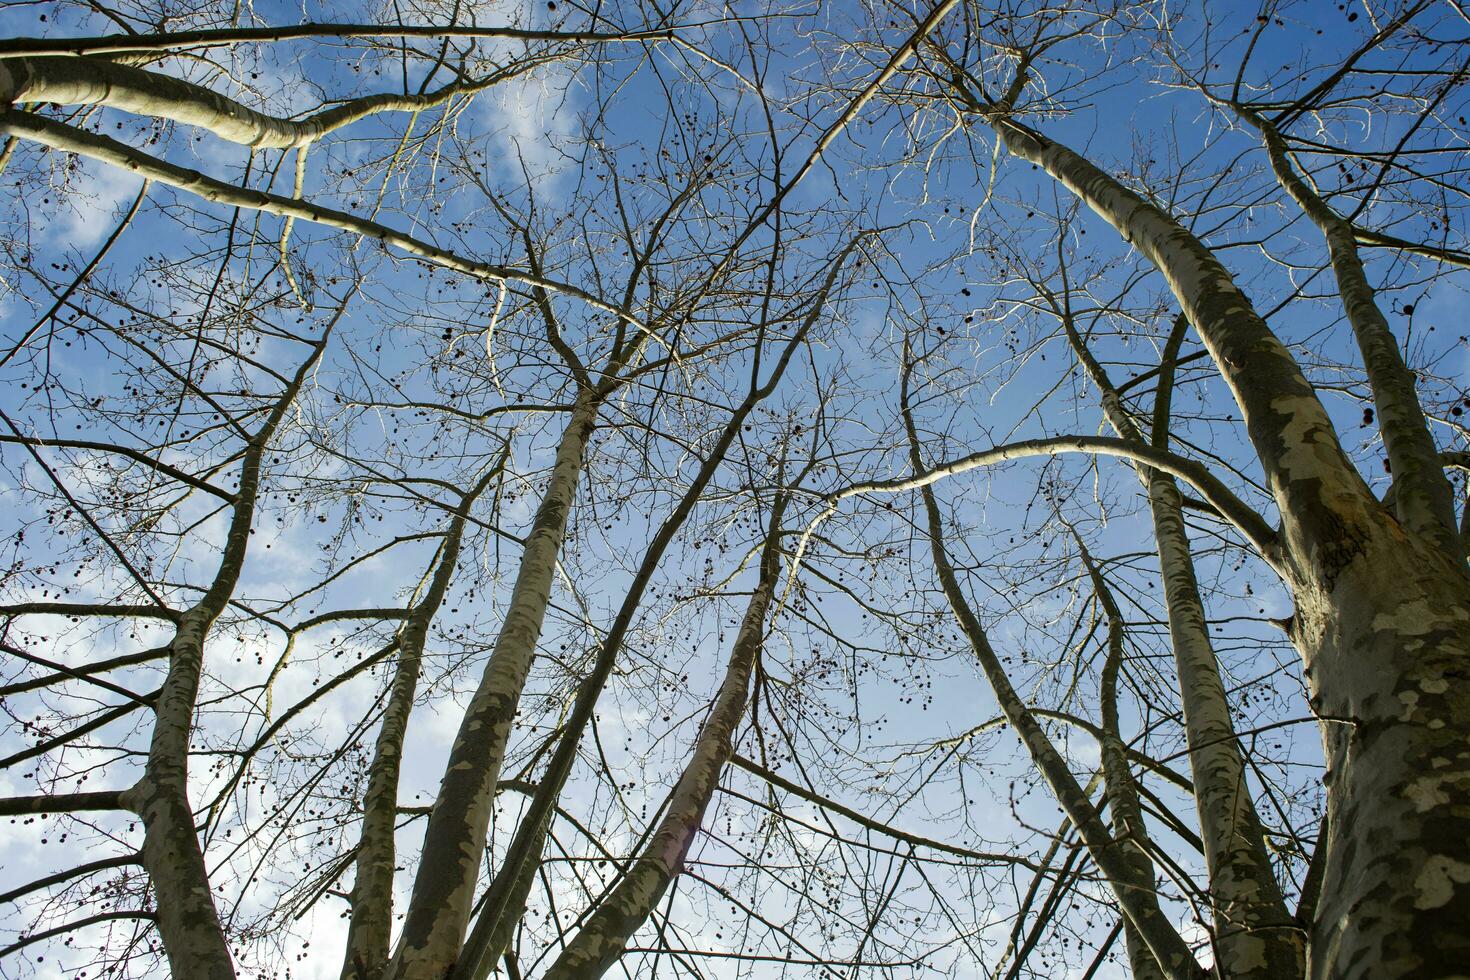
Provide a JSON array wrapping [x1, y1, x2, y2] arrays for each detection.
[[1269, 397, 1366, 499], [1371, 600, 1469, 637], [1403, 774, 1453, 812], [1414, 856, 1470, 910]]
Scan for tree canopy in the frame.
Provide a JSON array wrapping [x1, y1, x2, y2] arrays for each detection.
[[1, 2, 1468, 979]]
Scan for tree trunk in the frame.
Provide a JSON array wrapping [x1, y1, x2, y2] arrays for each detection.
[[122, 327, 338, 980], [124, 607, 237, 980], [387, 393, 599, 980], [444, 240, 860, 980], [1059, 311, 1303, 977], [343, 465, 500, 980], [540, 505, 787, 980], [539, 496, 787, 980], [903, 369, 1203, 980], [993, 113, 1470, 980], [1290, 526, 1470, 978], [1082, 540, 1169, 980], [1238, 107, 1462, 566]]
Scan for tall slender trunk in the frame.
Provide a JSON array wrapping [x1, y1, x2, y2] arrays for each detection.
[[1075, 538, 1167, 980], [539, 497, 787, 980], [121, 324, 340, 980], [1060, 313, 1303, 977], [125, 606, 237, 980], [1100, 648, 1164, 980], [387, 392, 599, 980], [444, 242, 861, 980], [990, 112, 1470, 979], [342, 464, 501, 980], [1146, 471, 1303, 974], [342, 638, 425, 980], [1238, 107, 1462, 565], [902, 366, 1203, 980]]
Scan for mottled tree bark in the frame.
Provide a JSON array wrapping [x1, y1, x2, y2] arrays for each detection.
[[1059, 310, 1303, 978], [539, 496, 787, 980], [122, 604, 237, 980], [1287, 529, 1470, 979], [1236, 105, 1462, 567], [342, 463, 503, 980], [118, 317, 342, 980], [903, 363, 1204, 980], [990, 112, 1470, 980], [387, 393, 599, 980]]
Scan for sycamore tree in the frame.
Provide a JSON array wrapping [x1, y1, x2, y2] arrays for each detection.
[[1, 1, 1467, 980]]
